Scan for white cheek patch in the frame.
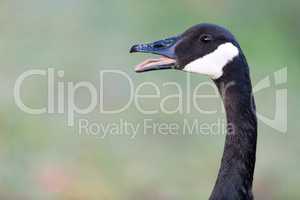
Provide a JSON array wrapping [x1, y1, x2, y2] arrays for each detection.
[[182, 42, 239, 79]]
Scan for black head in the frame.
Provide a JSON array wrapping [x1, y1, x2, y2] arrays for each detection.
[[130, 23, 245, 79]]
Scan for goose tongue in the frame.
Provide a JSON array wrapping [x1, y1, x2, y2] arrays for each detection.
[[135, 56, 176, 72]]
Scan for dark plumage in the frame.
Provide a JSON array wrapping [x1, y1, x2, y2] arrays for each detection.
[[130, 23, 257, 200]]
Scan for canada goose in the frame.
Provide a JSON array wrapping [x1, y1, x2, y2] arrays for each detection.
[[130, 23, 257, 200]]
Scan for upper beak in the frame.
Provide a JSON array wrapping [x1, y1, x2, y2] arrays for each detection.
[[130, 36, 179, 73]]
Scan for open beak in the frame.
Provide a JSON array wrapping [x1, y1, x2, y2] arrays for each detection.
[[130, 36, 179, 73]]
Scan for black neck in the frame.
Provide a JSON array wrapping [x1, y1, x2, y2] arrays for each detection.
[[209, 56, 257, 200]]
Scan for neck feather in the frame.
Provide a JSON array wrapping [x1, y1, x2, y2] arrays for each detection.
[[209, 56, 257, 200]]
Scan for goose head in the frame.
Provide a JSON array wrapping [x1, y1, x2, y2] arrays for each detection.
[[130, 23, 244, 80]]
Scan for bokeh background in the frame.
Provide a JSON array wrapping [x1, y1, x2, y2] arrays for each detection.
[[0, 0, 299, 199]]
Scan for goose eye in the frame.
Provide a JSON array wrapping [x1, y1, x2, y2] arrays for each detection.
[[200, 34, 212, 42]]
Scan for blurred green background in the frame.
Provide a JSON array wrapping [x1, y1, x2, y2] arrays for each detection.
[[0, 0, 299, 199]]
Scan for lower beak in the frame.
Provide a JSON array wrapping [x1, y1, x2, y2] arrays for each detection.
[[130, 36, 179, 73]]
